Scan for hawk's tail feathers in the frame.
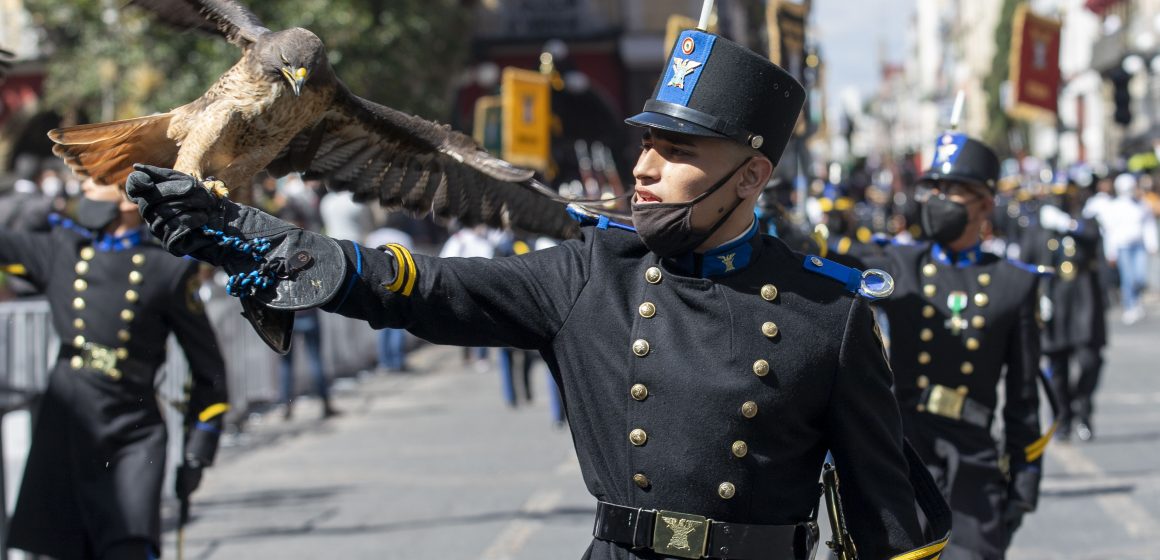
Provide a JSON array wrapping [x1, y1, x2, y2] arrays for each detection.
[[48, 113, 179, 188]]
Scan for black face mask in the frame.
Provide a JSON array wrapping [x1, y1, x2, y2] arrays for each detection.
[[631, 157, 751, 257], [75, 197, 121, 231], [920, 194, 969, 245]]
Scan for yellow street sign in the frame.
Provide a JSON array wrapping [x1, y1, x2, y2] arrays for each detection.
[[501, 68, 551, 173]]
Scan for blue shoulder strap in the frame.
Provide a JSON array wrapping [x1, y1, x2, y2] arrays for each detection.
[[566, 204, 636, 232], [802, 254, 895, 300]]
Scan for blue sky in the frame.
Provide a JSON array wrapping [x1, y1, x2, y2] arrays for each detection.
[[812, 0, 915, 100]]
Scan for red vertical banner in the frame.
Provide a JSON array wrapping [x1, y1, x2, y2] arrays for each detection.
[[1008, 4, 1062, 121]]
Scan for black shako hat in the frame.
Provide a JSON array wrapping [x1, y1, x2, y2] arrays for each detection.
[[918, 132, 1001, 193], [625, 29, 806, 165]]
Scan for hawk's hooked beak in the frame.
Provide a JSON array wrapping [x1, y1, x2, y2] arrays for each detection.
[[281, 66, 308, 97]]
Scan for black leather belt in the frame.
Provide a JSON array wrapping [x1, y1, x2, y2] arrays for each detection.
[[913, 384, 993, 429], [59, 345, 152, 386], [592, 501, 817, 560]]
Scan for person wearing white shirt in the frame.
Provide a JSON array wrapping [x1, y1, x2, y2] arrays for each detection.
[[1094, 174, 1159, 324]]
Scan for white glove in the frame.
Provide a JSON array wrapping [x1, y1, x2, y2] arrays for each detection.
[[1039, 205, 1073, 233]]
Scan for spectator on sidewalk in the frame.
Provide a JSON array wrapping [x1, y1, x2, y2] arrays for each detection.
[[366, 222, 415, 373], [1094, 174, 1159, 324], [439, 223, 497, 371]]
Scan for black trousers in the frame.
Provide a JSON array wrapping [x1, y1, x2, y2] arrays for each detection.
[[1047, 345, 1103, 427]]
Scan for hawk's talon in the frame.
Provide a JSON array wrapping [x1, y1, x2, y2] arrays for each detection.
[[203, 179, 230, 198]]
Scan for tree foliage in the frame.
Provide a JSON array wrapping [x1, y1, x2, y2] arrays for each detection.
[[983, 0, 1024, 156], [24, 0, 473, 124]]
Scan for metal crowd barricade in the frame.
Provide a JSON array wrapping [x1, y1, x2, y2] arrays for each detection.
[[0, 290, 378, 558]]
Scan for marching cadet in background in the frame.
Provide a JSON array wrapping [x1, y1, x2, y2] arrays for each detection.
[[852, 132, 1051, 559], [1023, 181, 1107, 442], [0, 177, 228, 560], [126, 24, 951, 560]]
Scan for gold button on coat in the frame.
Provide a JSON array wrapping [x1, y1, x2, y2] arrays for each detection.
[[923, 284, 937, 297], [917, 375, 930, 388], [70, 356, 84, 369], [131, 254, 146, 266], [73, 318, 85, 330], [116, 348, 129, 360], [965, 338, 980, 351], [760, 284, 779, 301], [629, 428, 648, 446], [645, 267, 662, 284], [638, 302, 656, 318], [129, 271, 143, 285], [740, 401, 758, 418], [632, 339, 650, 357], [630, 384, 649, 401], [971, 316, 986, 329], [978, 273, 991, 286], [72, 297, 85, 310], [922, 263, 937, 278], [80, 247, 95, 260], [731, 441, 748, 458], [922, 305, 936, 318], [752, 359, 770, 377], [718, 482, 736, 499], [107, 368, 122, 380], [974, 293, 989, 307], [75, 261, 89, 275], [125, 290, 139, 303], [120, 309, 135, 322], [74, 279, 88, 292], [73, 335, 85, 348], [918, 352, 931, 365], [1047, 238, 1059, 251], [961, 362, 974, 375], [761, 322, 779, 338], [920, 328, 933, 342], [117, 329, 131, 342], [632, 473, 650, 489]]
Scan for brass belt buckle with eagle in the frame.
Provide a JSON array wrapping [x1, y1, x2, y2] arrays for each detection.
[[653, 510, 710, 559], [77, 343, 123, 381]]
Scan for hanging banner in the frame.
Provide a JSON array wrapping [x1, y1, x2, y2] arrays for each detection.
[[501, 68, 551, 173], [1008, 4, 1061, 121], [766, 1, 809, 135], [472, 95, 503, 156], [766, 0, 807, 81]]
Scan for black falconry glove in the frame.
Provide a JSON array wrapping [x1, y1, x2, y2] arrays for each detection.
[[126, 164, 347, 353]]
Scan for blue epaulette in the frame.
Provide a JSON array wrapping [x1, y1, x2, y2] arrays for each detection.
[[566, 204, 636, 232], [1007, 258, 1055, 277], [802, 254, 895, 300]]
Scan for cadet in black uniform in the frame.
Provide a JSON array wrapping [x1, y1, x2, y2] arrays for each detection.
[[1, 178, 228, 560], [127, 28, 949, 560], [1023, 185, 1106, 441], [855, 133, 1051, 560]]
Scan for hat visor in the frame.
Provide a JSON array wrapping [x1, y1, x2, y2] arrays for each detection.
[[625, 111, 728, 139]]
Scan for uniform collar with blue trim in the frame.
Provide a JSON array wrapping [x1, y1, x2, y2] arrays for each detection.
[[49, 213, 148, 252], [666, 220, 759, 278], [930, 242, 982, 267]]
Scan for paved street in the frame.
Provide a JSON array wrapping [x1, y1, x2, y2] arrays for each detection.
[[161, 304, 1160, 560]]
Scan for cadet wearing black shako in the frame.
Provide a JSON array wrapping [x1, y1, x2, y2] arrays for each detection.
[[0, 178, 228, 560], [854, 132, 1053, 559], [127, 27, 950, 560]]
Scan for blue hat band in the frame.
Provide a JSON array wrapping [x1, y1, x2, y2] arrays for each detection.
[[643, 100, 755, 145]]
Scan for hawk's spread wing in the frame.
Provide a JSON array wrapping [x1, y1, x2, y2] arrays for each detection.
[[266, 86, 580, 239], [128, 0, 268, 47]]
